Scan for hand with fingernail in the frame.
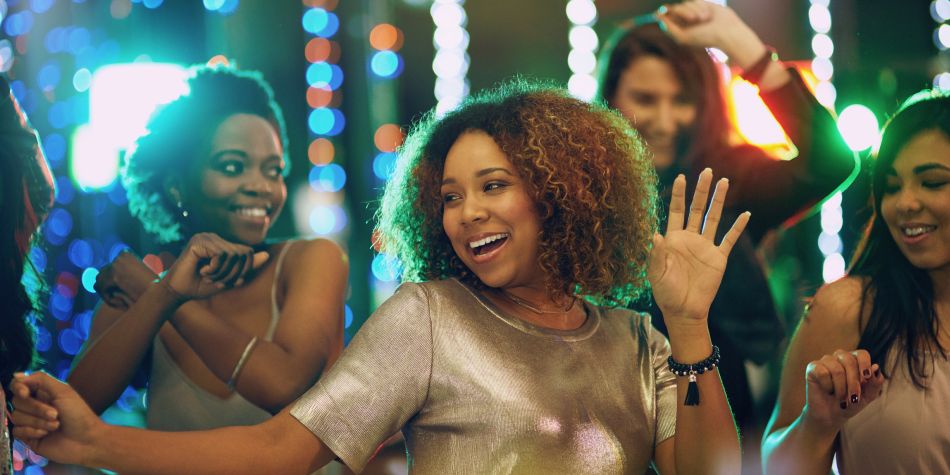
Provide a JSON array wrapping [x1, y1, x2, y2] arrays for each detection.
[[803, 349, 886, 432], [93, 251, 159, 309], [162, 232, 269, 300]]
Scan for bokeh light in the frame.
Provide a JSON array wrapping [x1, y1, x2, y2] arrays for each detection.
[[837, 104, 880, 151]]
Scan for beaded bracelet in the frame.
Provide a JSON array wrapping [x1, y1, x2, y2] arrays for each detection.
[[667, 345, 721, 406]]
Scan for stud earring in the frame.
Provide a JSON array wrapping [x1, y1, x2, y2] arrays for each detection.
[[176, 200, 189, 219]]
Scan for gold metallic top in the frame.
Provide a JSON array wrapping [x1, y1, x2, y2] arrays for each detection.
[[291, 279, 677, 473]]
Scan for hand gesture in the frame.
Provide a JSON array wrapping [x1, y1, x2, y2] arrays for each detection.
[[93, 251, 158, 309], [657, 1, 761, 60], [10, 372, 102, 466], [648, 169, 749, 326], [803, 349, 886, 432], [162, 232, 269, 299]]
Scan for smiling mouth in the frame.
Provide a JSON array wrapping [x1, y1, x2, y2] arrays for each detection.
[[902, 225, 936, 237], [469, 233, 509, 256], [231, 206, 272, 222]]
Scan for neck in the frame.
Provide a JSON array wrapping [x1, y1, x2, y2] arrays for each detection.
[[486, 285, 585, 331]]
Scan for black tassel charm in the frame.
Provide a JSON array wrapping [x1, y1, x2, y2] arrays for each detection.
[[667, 345, 720, 407], [685, 373, 700, 406]]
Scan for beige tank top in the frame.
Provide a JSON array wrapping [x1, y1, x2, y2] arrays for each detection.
[[145, 241, 295, 431], [837, 349, 950, 474]]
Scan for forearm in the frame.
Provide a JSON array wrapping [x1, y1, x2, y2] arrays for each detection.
[[169, 307, 325, 411], [762, 415, 838, 475], [68, 283, 183, 413], [85, 414, 325, 474], [715, 16, 790, 92], [667, 324, 740, 474]]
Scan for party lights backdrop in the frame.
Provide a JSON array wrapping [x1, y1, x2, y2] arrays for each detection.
[[3, 0, 944, 472]]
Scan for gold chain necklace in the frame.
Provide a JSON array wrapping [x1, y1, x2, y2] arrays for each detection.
[[500, 289, 577, 315]]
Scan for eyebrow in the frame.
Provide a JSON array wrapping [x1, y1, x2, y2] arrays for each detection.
[[210, 149, 249, 161], [913, 163, 950, 174], [441, 167, 514, 185]]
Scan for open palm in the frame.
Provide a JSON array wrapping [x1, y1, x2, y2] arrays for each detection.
[[648, 169, 749, 324]]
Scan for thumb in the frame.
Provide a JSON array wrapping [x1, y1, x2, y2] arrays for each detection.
[[251, 251, 270, 271], [657, 13, 687, 43]]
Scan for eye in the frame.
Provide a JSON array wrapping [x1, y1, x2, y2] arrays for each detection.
[[923, 180, 948, 190], [219, 161, 243, 176], [484, 181, 508, 192], [882, 179, 900, 194], [442, 193, 460, 204], [265, 166, 284, 179]]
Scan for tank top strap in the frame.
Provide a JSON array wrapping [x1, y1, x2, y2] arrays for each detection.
[[267, 240, 297, 340]]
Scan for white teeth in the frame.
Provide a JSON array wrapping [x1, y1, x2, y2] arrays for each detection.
[[469, 233, 509, 249], [235, 207, 267, 217], [903, 226, 935, 237]]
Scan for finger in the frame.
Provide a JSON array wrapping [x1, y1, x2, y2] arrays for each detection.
[[10, 409, 60, 432], [219, 252, 249, 287], [702, 178, 729, 240], [208, 250, 242, 283], [860, 363, 886, 403], [834, 350, 862, 406], [717, 211, 750, 255], [10, 380, 58, 421], [666, 174, 687, 234], [14, 371, 71, 401], [233, 251, 253, 287], [853, 350, 873, 381], [11, 426, 49, 440], [820, 355, 848, 406], [686, 168, 713, 233], [805, 361, 835, 396], [201, 253, 225, 277], [663, 3, 700, 25], [250, 251, 270, 271]]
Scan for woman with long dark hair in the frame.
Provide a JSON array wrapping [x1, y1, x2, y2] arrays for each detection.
[[763, 90, 950, 473], [0, 76, 54, 474], [598, 1, 856, 436]]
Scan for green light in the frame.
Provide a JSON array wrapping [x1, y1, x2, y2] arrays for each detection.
[[837, 104, 880, 151]]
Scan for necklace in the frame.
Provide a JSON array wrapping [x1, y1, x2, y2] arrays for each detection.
[[500, 289, 577, 315]]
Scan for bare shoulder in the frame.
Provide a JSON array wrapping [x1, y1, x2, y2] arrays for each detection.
[[805, 276, 867, 326], [794, 276, 868, 352], [280, 238, 348, 279]]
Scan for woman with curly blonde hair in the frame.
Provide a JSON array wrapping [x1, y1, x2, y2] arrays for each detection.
[[12, 80, 746, 474]]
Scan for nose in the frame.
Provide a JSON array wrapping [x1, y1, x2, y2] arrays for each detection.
[[240, 171, 275, 196], [894, 188, 923, 214], [652, 101, 676, 136], [460, 195, 488, 225]]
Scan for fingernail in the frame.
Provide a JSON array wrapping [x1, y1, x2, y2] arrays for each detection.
[[850, 394, 859, 404], [840, 401, 848, 409], [863, 369, 870, 377], [234, 279, 243, 286], [47, 410, 57, 419]]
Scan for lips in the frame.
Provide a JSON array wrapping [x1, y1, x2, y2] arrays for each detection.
[[231, 205, 273, 224], [466, 232, 510, 263], [896, 223, 937, 245]]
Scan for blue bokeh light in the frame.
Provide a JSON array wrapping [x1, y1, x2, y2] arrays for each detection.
[[46, 208, 73, 239], [66, 27, 91, 55], [344, 305, 353, 329], [50, 292, 74, 321], [55, 176, 74, 205], [308, 205, 347, 235], [308, 108, 345, 136], [371, 253, 402, 282], [68, 239, 94, 268], [308, 163, 347, 192], [306, 62, 343, 90], [43, 133, 67, 166], [73, 310, 94, 340], [34, 325, 52, 352], [38, 62, 61, 90], [370, 51, 403, 78], [58, 328, 84, 355], [30, 246, 47, 272], [30, 0, 54, 13], [303, 8, 340, 37], [373, 152, 397, 180]]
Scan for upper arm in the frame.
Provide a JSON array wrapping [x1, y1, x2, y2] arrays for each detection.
[[765, 277, 865, 437], [262, 410, 337, 473], [71, 301, 129, 370], [269, 239, 348, 386]]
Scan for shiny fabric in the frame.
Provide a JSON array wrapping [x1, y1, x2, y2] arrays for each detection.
[[291, 279, 677, 474], [837, 351, 950, 474], [2, 389, 10, 475]]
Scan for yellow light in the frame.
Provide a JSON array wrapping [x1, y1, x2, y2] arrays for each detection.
[[726, 77, 793, 157]]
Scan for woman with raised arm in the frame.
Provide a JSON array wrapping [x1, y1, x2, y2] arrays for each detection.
[[13, 80, 744, 474], [65, 65, 347, 430], [598, 1, 856, 435], [763, 90, 950, 474]]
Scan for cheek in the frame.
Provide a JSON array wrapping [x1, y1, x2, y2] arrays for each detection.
[[677, 106, 698, 126]]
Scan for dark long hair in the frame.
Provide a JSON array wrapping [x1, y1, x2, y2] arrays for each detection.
[[0, 82, 53, 389], [850, 90, 950, 388], [596, 21, 729, 171]]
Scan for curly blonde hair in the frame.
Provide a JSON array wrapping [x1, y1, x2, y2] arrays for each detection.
[[377, 79, 658, 306]]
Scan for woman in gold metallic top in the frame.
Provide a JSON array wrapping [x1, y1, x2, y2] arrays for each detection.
[[11, 80, 745, 474]]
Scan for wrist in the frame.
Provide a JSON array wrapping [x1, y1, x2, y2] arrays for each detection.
[[665, 323, 713, 363], [83, 419, 113, 468], [799, 406, 842, 440], [721, 26, 767, 70], [152, 278, 188, 309]]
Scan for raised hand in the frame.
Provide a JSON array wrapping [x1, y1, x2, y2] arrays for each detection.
[[648, 169, 749, 326], [656, 1, 767, 69], [162, 232, 269, 299], [10, 372, 102, 466], [94, 251, 158, 309], [803, 349, 886, 432]]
